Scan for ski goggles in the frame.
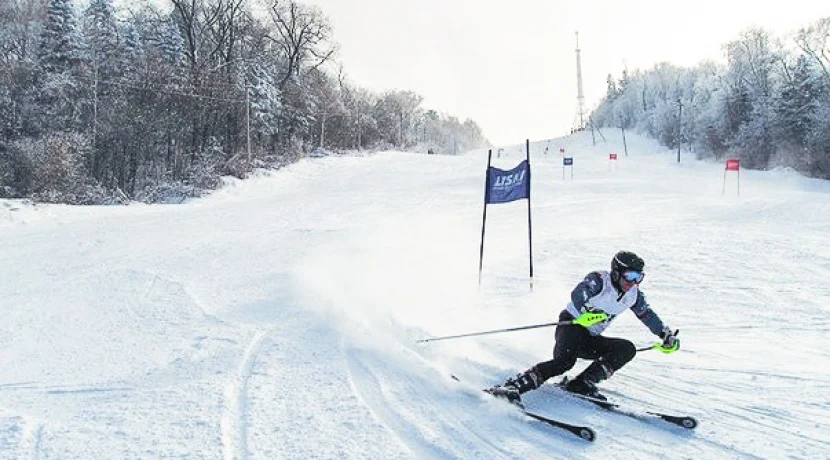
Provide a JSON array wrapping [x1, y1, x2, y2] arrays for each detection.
[[622, 271, 645, 283]]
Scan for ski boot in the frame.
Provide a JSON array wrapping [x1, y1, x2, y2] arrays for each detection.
[[486, 367, 542, 406], [561, 360, 613, 401], [562, 376, 607, 401]]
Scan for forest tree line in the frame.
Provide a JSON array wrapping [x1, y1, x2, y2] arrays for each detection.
[[0, 0, 489, 204], [592, 19, 830, 179]]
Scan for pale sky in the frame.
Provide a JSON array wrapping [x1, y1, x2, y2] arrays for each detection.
[[301, 0, 830, 146]]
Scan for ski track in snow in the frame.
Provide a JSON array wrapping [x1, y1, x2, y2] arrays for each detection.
[[241, 316, 415, 459], [21, 416, 42, 460], [343, 350, 454, 459], [221, 329, 268, 460], [0, 413, 41, 460], [342, 344, 595, 459]]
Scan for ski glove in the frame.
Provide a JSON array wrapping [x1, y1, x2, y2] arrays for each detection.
[[658, 327, 680, 354]]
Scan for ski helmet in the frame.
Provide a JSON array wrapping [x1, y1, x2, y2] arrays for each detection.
[[611, 251, 645, 274]]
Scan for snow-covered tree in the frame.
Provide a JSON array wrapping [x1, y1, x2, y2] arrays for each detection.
[[249, 66, 282, 137], [0, 0, 491, 202], [37, 0, 80, 74], [805, 92, 830, 176], [796, 18, 830, 83], [722, 29, 779, 166], [374, 90, 423, 148], [35, 0, 83, 133], [307, 69, 346, 148], [776, 55, 822, 151], [83, 0, 119, 79], [591, 21, 830, 179], [159, 19, 185, 75], [119, 22, 142, 76]]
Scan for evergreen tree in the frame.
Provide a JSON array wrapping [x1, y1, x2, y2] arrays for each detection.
[[159, 19, 185, 83], [83, 0, 119, 80], [618, 69, 630, 93], [249, 66, 283, 138], [805, 92, 830, 178], [776, 55, 821, 149], [37, 0, 80, 74], [119, 22, 142, 76], [35, 0, 83, 134], [606, 73, 619, 101]]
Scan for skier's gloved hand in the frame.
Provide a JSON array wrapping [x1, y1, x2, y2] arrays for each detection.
[[658, 327, 680, 354]]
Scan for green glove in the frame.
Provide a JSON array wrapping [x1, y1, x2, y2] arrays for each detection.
[[656, 340, 680, 354], [573, 311, 609, 327], [656, 328, 680, 354]]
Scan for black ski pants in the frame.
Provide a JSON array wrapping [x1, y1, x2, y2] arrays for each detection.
[[534, 310, 637, 383]]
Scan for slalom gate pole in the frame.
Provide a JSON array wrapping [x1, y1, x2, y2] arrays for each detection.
[[478, 149, 493, 285], [525, 139, 534, 291]]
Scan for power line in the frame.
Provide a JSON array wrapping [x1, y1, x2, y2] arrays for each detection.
[[76, 75, 247, 103]]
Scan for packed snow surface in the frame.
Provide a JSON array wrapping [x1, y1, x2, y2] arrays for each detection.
[[2, 131, 829, 458]]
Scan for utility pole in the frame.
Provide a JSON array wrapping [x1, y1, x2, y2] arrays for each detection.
[[246, 87, 251, 165], [676, 99, 683, 163], [574, 31, 586, 131], [618, 113, 628, 156], [320, 106, 326, 148], [93, 64, 98, 152], [590, 120, 596, 146], [356, 103, 362, 149], [621, 127, 628, 156]]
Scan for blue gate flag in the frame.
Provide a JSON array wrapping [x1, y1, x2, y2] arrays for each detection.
[[563, 157, 573, 166], [486, 160, 530, 204]]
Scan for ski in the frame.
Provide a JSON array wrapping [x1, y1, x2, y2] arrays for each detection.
[[451, 375, 596, 441], [520, 407, 597, 441], [553, 383, 698, 430]]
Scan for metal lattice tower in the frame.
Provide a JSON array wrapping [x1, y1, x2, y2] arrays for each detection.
[[573, 31, 586, 131]]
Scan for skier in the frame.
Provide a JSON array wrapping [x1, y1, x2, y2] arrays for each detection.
[[488, 251, 679, 403]]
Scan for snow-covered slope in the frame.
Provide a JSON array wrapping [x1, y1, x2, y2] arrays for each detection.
[[2, 130, 829, 458]]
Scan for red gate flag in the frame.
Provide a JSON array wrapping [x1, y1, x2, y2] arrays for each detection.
[[609, 153, 618, 160], [723, 158, 740, 195]]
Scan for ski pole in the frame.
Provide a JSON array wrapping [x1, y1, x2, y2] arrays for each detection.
[[637, 329, 680, 353], [416, 313, 608, 344]]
